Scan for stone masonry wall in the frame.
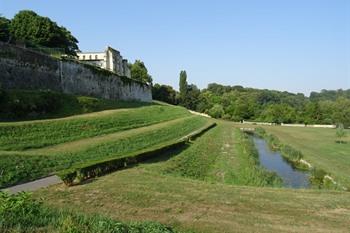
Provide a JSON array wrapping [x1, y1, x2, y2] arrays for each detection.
[[0, 42, 152, 102]]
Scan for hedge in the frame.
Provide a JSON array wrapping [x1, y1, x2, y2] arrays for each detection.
[[58, 122, 216, 186]]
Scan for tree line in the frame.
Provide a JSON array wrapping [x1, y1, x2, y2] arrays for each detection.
[[152, 71, 350, 127]]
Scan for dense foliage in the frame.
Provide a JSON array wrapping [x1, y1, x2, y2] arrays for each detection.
[[9, 10, 79, 55], [153, 74, 350, 126], [152, 84, 178, 104], [196, 84, 350, 126], [129, 60, 153, 84], [0, 192, 178, 232]]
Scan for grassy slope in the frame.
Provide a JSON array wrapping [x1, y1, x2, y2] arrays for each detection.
[[147, 121, 282, 187], [259, 126, 350, 188], [0, 116, 208, 188], [35, 121, 350, 232], [36, 167, 350, 233], [0, 105, 191, 150]]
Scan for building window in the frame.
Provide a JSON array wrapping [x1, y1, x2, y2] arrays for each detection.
[[89, 55, 92, 59], [82, 55, 85, 60], [95, 55, 98, 60]]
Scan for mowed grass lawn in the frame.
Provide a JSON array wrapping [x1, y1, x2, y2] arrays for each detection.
[[259, 126, 350, 188], [35, 121, 350, 233], [36, 165, 350, 233]]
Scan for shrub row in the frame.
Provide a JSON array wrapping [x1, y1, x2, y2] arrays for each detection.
[[58, 123, 216, 186]]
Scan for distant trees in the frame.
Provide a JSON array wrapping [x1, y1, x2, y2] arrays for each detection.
[[152, 84, 177, 105], [208, 104, 224, 118], [9, 10, 79, 55], [172, 80, 350, 125], [129, 60, 152, 85]]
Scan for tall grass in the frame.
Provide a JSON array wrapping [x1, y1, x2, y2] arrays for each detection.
[[0, 105, 191, 150], [234, 130, 283, 187], [0, 117, 208, 188]]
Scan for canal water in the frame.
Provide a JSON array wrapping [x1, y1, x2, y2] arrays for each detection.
[[252, 136, 310, 188]]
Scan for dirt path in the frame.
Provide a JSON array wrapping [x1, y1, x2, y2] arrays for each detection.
[[1, 175, 62, 194]]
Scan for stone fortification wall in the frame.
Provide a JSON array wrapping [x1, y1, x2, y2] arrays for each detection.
[[0, 42, 152, 102]]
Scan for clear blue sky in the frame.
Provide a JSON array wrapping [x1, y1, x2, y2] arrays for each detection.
[[1, 0, 349, 95]]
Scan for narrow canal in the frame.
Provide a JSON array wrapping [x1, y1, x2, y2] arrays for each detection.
[[252, 136, 310, 188]]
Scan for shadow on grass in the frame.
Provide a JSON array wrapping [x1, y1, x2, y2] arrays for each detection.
[[140, 143, 191, 164], [335, 140, 348, 144]]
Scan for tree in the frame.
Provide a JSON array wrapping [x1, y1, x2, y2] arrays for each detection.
[[9, 10, 79, 55], [179, 70, 188, 104], [183, 84, 200, 110], [336, 124, 346, 143], [152, 83, 177, 104], [129, 60, 152, 84], [208, 104, 224, 118], [0, 16, 10, 42]]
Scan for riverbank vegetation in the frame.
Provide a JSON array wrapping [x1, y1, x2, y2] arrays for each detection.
[[257, 125, 350, 190], [148, 123, 282, 187]]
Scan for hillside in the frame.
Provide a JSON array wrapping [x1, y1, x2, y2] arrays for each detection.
[[35, 120, 350, 233], [1, 93, 349, 233], [0, 92, 211, 188]]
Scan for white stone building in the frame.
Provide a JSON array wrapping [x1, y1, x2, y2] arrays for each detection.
[[77, 46, 131, 78]]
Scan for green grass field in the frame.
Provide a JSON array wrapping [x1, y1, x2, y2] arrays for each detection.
[[2, 97, 350, 232], [258, 125, 350, 188], [34, 120, 350, 233], [36, 163, 350, 233]]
